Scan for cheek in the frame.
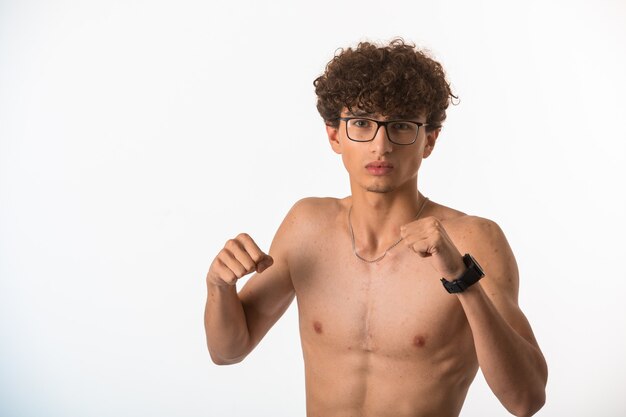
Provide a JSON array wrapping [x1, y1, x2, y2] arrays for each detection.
[[401, 154, 422, 174], [339, 144, 362, 170], [341, 152, 359, 173]]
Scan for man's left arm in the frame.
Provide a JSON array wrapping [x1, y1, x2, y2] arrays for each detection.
[[401, 216, 548, 417], [454, 217, 547, 417]]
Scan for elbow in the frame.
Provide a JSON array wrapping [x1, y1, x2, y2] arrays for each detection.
[[506, 358, 548, 417], [209, 351, 245, 366], [207, 346, 247, 366], [205, 332, 251, 366], [508, 388, 546, 417], [210, 355, 243, 366]]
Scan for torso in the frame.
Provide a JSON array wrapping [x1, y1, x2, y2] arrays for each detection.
[[289, 196, 479, 417]]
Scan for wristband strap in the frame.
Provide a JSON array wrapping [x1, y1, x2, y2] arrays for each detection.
[[440, 253, 484, 293]]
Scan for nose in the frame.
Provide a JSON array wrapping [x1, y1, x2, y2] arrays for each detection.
[[370, 124, 393, 154]]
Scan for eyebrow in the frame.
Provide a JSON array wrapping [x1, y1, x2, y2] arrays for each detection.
[[344, 110, 419, 120]]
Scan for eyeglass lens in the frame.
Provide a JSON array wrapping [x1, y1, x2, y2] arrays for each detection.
[[346, 119, 418, 144]]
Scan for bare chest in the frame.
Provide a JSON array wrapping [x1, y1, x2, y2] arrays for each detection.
[[290, 223, 472, 359]]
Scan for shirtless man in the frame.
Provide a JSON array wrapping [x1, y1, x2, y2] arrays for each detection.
[[204, 39, 548, 417]]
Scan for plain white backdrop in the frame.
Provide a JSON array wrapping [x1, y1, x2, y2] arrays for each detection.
[[1, 0, 625, 416]]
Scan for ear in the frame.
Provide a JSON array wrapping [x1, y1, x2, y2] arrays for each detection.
[[326, 124, 342, 154], [422, 128, 440, 159]]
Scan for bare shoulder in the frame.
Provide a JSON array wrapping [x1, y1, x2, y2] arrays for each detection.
[[291, 196, 337, 212], [275, 197, 329, 231], [288, 196, 341, 226], [428, 200, 506, 248], [445, 214, 508, 247], [275, 196, 339, 250], [451, 216, 511, 263]]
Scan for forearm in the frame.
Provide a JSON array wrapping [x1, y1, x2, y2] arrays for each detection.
[[457, 284, 547, 416], [204, 282, 251, 365]]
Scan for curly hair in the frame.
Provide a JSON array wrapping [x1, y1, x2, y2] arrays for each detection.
[[313, 38, 457, 131]]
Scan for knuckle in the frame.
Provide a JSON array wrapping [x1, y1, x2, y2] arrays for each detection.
[[236, 232, 251, 241], [213, 258, 225, 272], [224, 239, 240, 251], [231, 266, 244, 280], [213, 264, 236, 285], [428, 221, 441, 232], [219, 247, 233, 260], [428, 216, 440, 226]]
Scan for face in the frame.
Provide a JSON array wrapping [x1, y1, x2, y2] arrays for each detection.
[[326, 108, 440, 194]]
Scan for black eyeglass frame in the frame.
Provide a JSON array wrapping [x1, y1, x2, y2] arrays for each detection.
[[337, 117, 428, 145]]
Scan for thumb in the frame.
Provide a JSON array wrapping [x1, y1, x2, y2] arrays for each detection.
[[256, 255, 274, 273]]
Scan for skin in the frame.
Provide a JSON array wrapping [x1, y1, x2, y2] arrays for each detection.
[[204, 109, 548, 417]]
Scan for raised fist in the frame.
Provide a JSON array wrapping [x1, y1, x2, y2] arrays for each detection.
[[207, 233, 274, 287]]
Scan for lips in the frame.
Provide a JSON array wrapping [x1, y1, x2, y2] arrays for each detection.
[[366, 161, 394, 168], [366, 162, 394, 176]]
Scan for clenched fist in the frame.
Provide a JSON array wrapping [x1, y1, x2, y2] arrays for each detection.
[[207, 233, 274, 287], [400, 216, 466, 280]]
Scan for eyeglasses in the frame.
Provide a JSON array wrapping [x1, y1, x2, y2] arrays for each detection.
[[338, 117, 428, 145]]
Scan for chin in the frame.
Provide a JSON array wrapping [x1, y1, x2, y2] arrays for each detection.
[[365, 185, 395, 193]]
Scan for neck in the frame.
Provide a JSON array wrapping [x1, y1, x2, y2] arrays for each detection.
[[348, 185, 428, 257]]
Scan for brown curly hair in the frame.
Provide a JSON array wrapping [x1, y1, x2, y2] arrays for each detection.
[[314, 38, 457, 131]]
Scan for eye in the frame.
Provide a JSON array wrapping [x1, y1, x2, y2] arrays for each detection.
[[351, 119, 371, 128], [391, 122, 412, 130]]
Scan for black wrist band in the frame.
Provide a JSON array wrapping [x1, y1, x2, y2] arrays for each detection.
[[440, 253, 485, 294]]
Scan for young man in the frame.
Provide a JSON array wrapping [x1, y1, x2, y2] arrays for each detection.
[[204, 39, 547, 417]]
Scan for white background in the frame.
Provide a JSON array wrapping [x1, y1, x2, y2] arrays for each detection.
[[1, 0, 625, 416]]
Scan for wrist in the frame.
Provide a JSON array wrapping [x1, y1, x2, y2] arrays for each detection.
[[454, 280, 482, 296], [445, 259, 468, 281], [207, 276, 237, 292], [440, 253, 485, 294]]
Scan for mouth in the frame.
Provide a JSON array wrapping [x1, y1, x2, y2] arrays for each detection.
[[366, 161, 394, 168], [366, 165, 394, 175]]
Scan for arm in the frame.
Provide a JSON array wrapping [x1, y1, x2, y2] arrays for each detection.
[[455, 218, 547, 417], [400, 215, 548, 417], [204, 200, 304, 365]]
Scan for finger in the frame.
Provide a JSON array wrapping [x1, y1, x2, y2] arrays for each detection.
[[237, 233, 273, 270], [225, 238, 257, 274], [227, 239, 256, 274], [405, 235, 434, 257], [409, 243, 432, 258], [220, 247, 249, 279], [403, 215, 440, 229], [400, 219, 427, 239], [234, 249, 259, 274], [256, 256, 274, 273], [212, 257, 238, 285]]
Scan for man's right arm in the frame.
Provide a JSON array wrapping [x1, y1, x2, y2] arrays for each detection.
[[203, 199, 306, 365]]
